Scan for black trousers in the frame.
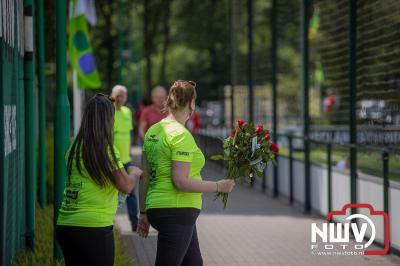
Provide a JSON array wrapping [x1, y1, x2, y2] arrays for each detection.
[[56, 225, 114, 266], [147, 208, 203, 266]]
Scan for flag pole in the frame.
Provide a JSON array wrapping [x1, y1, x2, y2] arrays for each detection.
[[54, 0, 70, 260], [72, 70, 83, 136], [24, 0, 36, 251]]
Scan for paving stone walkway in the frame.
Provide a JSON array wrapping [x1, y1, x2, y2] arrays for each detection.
[[115, 147, 400, 266]]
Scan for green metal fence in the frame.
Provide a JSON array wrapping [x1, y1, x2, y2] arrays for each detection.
[[218, 0, 400, 255], [0, 0, 27, 265]]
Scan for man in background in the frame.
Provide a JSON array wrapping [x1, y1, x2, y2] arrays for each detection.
[[112, 85, 138, 231], [134, 97, 151, 145], [139, 86, 168, 139]]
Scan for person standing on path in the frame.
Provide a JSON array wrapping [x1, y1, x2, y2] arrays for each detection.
[[56, 94, 142, 266], [137, 80, 235, 266], [186, 110, 201, 134], [138, 86, 168, 140], [134, 97, 152, 145], [111, 85, 139, 231]]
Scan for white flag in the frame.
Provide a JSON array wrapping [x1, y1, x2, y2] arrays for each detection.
[[70, 0, 97, 26]]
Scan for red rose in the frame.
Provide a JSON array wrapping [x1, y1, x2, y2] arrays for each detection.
[[269, 142, 279, 153], [237, 119, 245, 129], [255, 123, 263, 134], [230, 129, 237, 137], [262, 134, 271, 141]]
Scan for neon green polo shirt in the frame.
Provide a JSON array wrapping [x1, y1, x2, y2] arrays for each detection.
[[57, 146, 124, 227], [143, 118, 205, 210], [113, 106, 133, 164]]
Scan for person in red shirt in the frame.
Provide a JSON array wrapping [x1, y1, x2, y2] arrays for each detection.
[[139, 86, 168, 139], [135, 97, 152, 125], [186, 110, 201, 134], [133, 98, 151, 145], [323, 88, 337, 113]]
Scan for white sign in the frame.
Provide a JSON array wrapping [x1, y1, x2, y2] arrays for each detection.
[[4, 105, 16, 156]]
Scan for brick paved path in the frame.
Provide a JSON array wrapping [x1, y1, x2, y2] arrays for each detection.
[[115, 147, 400, 266]]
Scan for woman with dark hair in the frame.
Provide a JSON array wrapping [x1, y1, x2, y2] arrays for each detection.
[[137, 80, 235, 266], [56, 94, 142, 266]]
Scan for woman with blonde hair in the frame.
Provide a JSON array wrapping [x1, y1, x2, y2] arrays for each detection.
[[138, 80, 235, 265]]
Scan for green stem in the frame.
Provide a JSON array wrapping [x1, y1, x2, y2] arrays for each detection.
[[214, 192, 229, 209]]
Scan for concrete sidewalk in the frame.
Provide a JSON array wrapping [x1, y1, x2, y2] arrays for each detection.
[[115, 147, 400, 266]]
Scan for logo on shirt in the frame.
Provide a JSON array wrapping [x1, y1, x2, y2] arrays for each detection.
[[176, 151, 190, 156], [147, 134, 158, 143], [64, 181, 82, 209], [66, 190, 79, 200]]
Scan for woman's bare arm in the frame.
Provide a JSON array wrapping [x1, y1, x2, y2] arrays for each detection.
[[137, 154, 151, 238], [112, 166, 142, 194], [139, 154, 150, 213], [171, 161, 234, 193], [139, 121, 148, 140]]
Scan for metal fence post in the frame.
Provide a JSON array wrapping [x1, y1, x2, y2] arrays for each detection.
[[24, 0, 36, 251], [301, 0, 311, 213], [36, 0, 46, 209], [382, 151, 390, 253], [349, 0, 357, 214], [118, 0, 125, 84], [230, 0, 237, 128], [271, 0, 279, 198], [289, 135, 294, 204], [327, 143, 332, 212], [0, 19, 3, 264], [54, 0, 71, 260], [247, 0, 254, 123]]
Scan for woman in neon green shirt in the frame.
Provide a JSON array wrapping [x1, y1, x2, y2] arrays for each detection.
[[56, 94, 142, 266], [138, 80, 235, 265]]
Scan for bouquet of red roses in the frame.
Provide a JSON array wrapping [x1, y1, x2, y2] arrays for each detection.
[[211, 119, 279, 208]]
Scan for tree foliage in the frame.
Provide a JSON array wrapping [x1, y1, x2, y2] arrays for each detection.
[[42, 0, 302, 106]]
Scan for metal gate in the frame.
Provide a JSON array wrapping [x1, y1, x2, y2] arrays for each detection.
[[0, 0, 27, 265]]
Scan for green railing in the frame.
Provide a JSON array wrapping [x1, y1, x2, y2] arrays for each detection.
[[196, 130, 400, 255]]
